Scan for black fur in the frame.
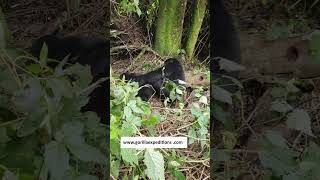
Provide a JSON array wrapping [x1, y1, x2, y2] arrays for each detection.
[[30, 33, 108, 77], [30, 33, 109, 124], [210, 0, 242, 151], [212, 0, 241, 93], [121, 58, 185, 101]]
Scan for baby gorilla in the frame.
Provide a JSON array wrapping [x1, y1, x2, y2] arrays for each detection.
[[121, 58, 185, 101], [30, 32, 108, 124]]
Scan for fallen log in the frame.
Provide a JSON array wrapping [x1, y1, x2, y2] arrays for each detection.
[[239, 32, 320, 79]]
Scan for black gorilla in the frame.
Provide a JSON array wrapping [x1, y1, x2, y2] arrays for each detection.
[[212, 0, 241, 93], [121, 58, 185, 101], [30, 32, 108, 77], [30, 32, 108, 124]]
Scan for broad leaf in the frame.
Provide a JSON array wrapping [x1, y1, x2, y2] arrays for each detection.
[[212, 85, 232, 104], [258, 140, 297, 176], [39, 43, 48, 66], [44, 141, 70, 180], [62, 121, 106, 163], [121, 148, 138, 165], [270, 100, 293, 113], [144, 149, 165, 180], [265, 130, 287, 148], [287, 109, 313, 136]]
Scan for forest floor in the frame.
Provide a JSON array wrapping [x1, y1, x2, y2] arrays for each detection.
[[4, 0, 320, 179], [3, 0, 211, 178], [110, 2, 211, 179], [211, 1, 320, 179]]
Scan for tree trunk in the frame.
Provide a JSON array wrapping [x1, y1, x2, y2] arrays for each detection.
[[185, 0, 207, 59], [154, 0, 187, 56]]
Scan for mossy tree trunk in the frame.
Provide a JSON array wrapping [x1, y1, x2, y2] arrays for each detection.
[[185, 0, 207, 58], [0, 7, 12, 49], [154, 0, 187, 57]]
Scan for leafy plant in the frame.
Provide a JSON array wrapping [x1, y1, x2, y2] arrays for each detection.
[[163, 80, 186, 106], [110, 69, 210, 179], [0, 46, 107, 179], [146, 0, 159, 28], [116, 0, 142, 17], [110, 73, 165, 179]]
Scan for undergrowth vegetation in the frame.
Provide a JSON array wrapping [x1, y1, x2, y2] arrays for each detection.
[[110, 68, 210, 179], [0, 46, 107, 179], [212, 1, 320, 179], [110, 0, 210, 178]]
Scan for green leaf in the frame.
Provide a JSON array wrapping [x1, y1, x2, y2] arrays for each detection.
[[39, 43, 48, 66], [287, 109, 313, 136], [197, 109, 209, 128], [110, 160, 120, 178], [270, 101, 293, 113], [58, 96, 88, 121], [258, 140, 297, 176], [212, 103, 234, 130], [123, 106, 133, 120], [47, 77, 73, 98], [172, 169, 186, 180], [187, 128, 196, 144], [270, 87, 287, 99], [62, 121, 106, 163], [298, 142, 320, 179], [142, 115, 158, 126], [265, 130, 287, 148], [190, 104, 202, 117], [168, 160, 181, 167], [64, 63, 92, 90], [121, 148, 138, 165], [144, 149, 165, 180], [128, 100, 144, 114], [212, 85, 233, 104], [110, 139, 121, 158], [14, 78, 44, 112], [0, 137, 36, 173], [44, 141, 70, 180], [17, 109, 45, 137], [133, 0, 142, 16], [26, 64, 43, 75], [121, 121, 137, 136]]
